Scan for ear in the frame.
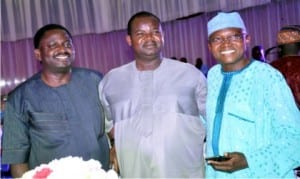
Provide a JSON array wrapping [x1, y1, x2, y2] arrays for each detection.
[[245, 34, 251, 44], [161, 31, 165, 45], [126, 35, 132, 46], [34, 49, 42, 62], [208, 43, 212, 52]]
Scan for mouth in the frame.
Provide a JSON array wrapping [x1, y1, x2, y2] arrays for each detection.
[[143, 42, 157, 48], [54, 53, 70, 60], [220, 49, 235, 55]]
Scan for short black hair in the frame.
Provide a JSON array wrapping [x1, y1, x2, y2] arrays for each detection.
[[251, 45, 263, 55], [127, 11, 161, 35], [33, 24, 72, 49]]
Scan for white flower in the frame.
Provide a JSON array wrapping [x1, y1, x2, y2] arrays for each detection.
[[22, 156, 118, 179]]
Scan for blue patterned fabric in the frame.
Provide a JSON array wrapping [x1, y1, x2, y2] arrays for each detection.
[[206, 60, 300, 178], [212, 73, 233, 156]]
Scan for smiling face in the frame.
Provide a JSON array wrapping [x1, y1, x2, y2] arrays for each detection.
[[208, 28, 250, 71], [34, 29, 75, 74], [126, 16, 164, 62]]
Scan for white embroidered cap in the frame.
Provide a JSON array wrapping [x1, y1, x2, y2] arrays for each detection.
[[207, 12, 247, 37]]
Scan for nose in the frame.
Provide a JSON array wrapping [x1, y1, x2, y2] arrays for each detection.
[[144, 33, 155, 40], [57, 44, 68, 53], [222, 37, 233, 44]]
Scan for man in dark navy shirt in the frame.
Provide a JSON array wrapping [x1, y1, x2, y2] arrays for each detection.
[[2, 24, 110, 178]]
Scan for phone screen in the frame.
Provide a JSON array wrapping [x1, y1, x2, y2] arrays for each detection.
[[205, 156, 230, 162]]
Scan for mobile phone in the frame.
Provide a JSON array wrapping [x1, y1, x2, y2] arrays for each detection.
[[205, 156, 230, 162]]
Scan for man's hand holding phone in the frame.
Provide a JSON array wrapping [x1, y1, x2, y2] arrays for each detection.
[[206, 152, 248, 173], [205, 155, 230, 162]]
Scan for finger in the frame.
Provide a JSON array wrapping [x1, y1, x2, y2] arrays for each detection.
[[211, 163, 233, 173], [113, 157, 119, 173], [208, 160, 227, 166], [224, 152, 229, 157]]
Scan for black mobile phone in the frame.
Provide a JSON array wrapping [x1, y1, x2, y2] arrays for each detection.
[[205, 156, 230, 162]]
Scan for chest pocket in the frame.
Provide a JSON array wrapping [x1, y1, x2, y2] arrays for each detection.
[[223, 110, 256, 151], [29, 112, 69, 147]]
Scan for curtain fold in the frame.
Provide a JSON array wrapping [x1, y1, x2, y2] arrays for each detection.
[[1, 0, 271, 41]]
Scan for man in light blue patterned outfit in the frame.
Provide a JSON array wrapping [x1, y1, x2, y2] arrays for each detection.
[[205, 12, 300, 178]]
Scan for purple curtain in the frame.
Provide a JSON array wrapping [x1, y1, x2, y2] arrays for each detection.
[[1, 0, 299, 94]]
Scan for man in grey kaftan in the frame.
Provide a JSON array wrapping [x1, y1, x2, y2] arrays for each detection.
[[99, 58, 206, 178]]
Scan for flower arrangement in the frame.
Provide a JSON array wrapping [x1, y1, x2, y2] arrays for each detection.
[[21, 156, 118, 179]]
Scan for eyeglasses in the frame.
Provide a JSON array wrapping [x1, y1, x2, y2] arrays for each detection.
[[209, 34, 246, 44]]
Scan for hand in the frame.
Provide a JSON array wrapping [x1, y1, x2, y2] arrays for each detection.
[[110, 146, 119, 174], [207, 152, 248, 173], [10, 163, 29, 178]]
